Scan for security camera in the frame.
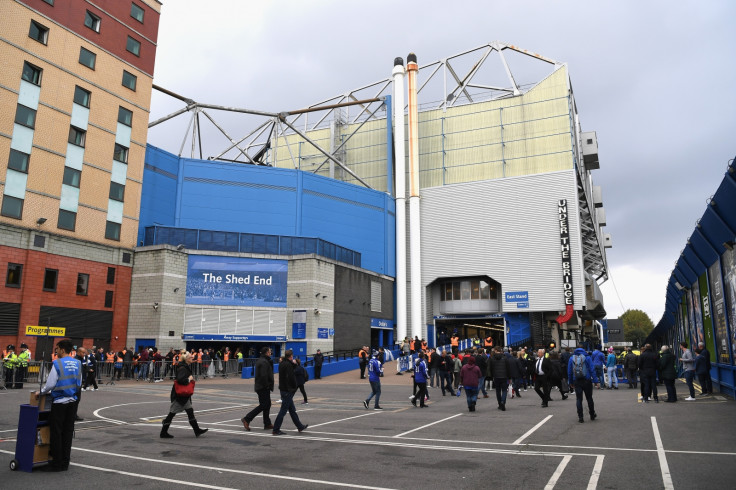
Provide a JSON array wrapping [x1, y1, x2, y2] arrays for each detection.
[[153, 302, 159, 310]]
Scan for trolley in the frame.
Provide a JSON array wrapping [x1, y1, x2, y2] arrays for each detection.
[[9, 393, 52, 471]]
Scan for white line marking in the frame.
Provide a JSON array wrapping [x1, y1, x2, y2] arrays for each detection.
[[651, 417, 674, 490], [72, 461, 238, 489], [309, 412, 379, 428], [544, 455, 572, 490], [68, 447, 395, 489], [139, 403, 249, 420], [394, 413, 463, 438], [587, 455, 604, 489], [513, 414, 553, 445]]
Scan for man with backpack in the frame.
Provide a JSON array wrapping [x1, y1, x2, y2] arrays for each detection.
[[567, 345, 600, 423]]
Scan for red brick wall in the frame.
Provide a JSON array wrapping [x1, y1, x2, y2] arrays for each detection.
[[19, 0, 160, 75], [0, 245, 132, 357]]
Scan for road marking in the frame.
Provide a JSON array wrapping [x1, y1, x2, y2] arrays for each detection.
[[587, 455, 604, 489], [67, 447, 397, 489], [308, 411, 379, 428], [651, 416, 674, 490], [544, 455, 571, 489], [513, 415, 553, 445], [140, 403, 249, 420], [394, 413, 462, 438]]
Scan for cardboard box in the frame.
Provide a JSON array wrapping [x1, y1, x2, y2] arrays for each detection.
[[33, 444, 49, 463], [37, 426, 50, 445], [29, 392, 52, 411]]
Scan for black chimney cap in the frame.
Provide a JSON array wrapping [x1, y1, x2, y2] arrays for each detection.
[[407, 53, 417, 63], [394, 57, 404, 66]]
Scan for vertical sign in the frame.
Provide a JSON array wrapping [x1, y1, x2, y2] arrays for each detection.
[[709, 260, 731, 364], [699, 272, 716, 362], [292, 310, 306, 339], [558, 199, 574, 307]]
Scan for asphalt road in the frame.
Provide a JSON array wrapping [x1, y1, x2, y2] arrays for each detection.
[[1, 365, 734, 489]]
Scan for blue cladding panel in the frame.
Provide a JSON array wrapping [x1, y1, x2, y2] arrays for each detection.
[[138, 146, 179, 244]]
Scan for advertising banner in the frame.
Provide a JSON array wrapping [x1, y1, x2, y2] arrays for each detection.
[[708, 260, 731, 364], [721, 248, 736, 365], [699, 272, 716, 363], [186, 256, 287, 307]]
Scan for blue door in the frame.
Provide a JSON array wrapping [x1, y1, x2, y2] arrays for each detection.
[[135, 338, 156, 353], [286, 341, 307, 361]]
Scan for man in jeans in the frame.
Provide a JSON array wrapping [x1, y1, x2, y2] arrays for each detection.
[[241, 346, 274, 431], [679, 341, 696, 401], [363, 350, 383, 410], [568, 345, 600, 423], [272, 349, 308, 435]]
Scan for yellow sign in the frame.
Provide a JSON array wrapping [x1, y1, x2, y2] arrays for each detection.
[[25, 325, 66, 337]]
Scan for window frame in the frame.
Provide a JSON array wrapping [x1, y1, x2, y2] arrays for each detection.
[[29, 20, 49, 45], [121, 70, 137, 91], [79, 47, 96, 69], [22, 61, 42, 85], [6, 263, 23, 288], [57, 209, 77, 231], [109, 182, 125, 202], [76, 272, 89, 296], [113, 143, 129, 164], [73, 85, 91, 108], [130, 3, 144, 23], [1, 195, 24, 219], [43, 268, 58, 292], [84, 10, 101, 32], [8, 149, 30, 173], [14, 104, 37, 129], [105, 221, 121, 241], [106, 267, 116, 285], [68, 126, 86, 147], [126, 36, 141, 57], [62, 166, 82, 188], [104, 290, 114, 308], [118, 106, 133, 126]]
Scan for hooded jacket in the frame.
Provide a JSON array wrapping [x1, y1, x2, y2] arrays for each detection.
[[459, 356, 481, 388], [567, 348, 599, 384]]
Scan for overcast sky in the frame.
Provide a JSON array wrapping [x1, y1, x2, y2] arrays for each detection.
[[146, 0, 736, 324]]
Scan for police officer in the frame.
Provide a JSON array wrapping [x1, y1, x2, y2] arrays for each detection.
[[3, 345, 17, 388], [15, 343, 31, 389], [35, 339, 82, 471]]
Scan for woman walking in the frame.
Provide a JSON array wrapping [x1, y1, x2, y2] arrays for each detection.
[[160, 351, 209, 438], [459, 355, 482, 412]]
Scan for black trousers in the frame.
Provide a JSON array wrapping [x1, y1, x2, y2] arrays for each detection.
[[414, 382, 428, 407], [314, 364, 322, 379], [359, 361, 367, 378], [49, 401, 78, 469], [574, 378, 596, 418], [15, 366, 27, 389], [84, 370, 98, 390], [534, 374, 551, 404], [244, 388, 272, 426]]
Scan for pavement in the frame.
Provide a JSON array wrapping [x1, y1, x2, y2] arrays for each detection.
[[1, 364, 734, 489]]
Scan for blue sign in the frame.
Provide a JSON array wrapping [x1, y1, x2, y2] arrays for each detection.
[[182, 334, 286, 342], [317, 328, 329, 339], [186, 256, 287, 307], [371, 318, 391, 329], [292, 323, 306, 339], [329, 328, 335, 336], [505, 291, 529, 302], [517, 302, 529, 308]]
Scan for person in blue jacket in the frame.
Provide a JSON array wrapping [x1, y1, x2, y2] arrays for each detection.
[[605, 348, 619, 389], [410, 353, 429, 407], [591, 346, 606, 389], [568, 346, 600, 423], [363, 350, 384, 410]]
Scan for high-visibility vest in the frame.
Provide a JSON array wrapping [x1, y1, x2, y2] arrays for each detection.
[[18, 350, 31, 367], [451, 336, 459, 347], [197, 352, 203, 363], [106, 353, 114, 362], [224, 352, 230, 362], [51, 357, 81, 401], [484, 337, 493, 347], [421, 341, 427, 350]]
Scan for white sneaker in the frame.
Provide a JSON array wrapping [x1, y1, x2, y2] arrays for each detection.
[[685, 396, 696, 401]]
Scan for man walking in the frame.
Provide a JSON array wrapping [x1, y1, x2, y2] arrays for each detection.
[[487, 347, 510, 411], [475, 348, 489, 399], [568, 345, 599, 423], [623, 348, 638, 389], [438, 349, 453, 396], [679, 341, 696, 401], [638, 344, 660, 403], [605, 348, 619, 389], [241, 346, 274, 431], [313, 349, 324, 380], [363, 350, 383, 410], [591, 346, 606, 389], [409, 353, 429, 408], [533, 349, 552, 407], [272, 350, 308, 435]]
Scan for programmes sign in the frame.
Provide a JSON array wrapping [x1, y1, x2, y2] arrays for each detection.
[[186, 256, 287, 307]]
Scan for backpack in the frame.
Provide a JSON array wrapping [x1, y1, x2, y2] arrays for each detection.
[[573, 354, 588, 379]]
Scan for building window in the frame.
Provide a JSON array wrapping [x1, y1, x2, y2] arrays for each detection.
[[130, 3, 144, 22], [105, 221, 121, 241], [43, 268, 58, 292], [113, 144, 129, 164], [33, 235, 45, 247], [42, 0, 53, 4], [122, 70, 136, 91], [68, 126, 86, 147], [79, 47, 96, 69], [109, 182, 125, 202], [76, 273, 89, 295], [84, 10, 101, 32], [15, 104, 36, 129], [29, 20, 49, 45], [1, 195, 23, 219], [104, 290, 114, 307], [480, 280, 491, 299], [118, 106, 133, 126], [6, 263, 23, 288], [126, 36, 141, 56], [122, 252, 131, 264], [22, 61, 42, 85], [73, 86, 91, 107], [62, 167, 81, 188], [57, 209, 76, 231], [8, 149, 30, 173], [106, 267, 116, 284]]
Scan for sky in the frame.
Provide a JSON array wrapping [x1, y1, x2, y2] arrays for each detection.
[[146, 0, 736, 325]]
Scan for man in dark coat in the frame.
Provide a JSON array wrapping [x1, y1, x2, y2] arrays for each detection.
[[487, 347, 511, 410], [624, 348, 639, 389], [272, 349, 308, 435], [638, 344, 659, 403], [241, 346, 274, 431], [533, 349, 553, 407], [697, 342, 713, 394], [658, 346, 677, 402], [313, 349, 324, 379]]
